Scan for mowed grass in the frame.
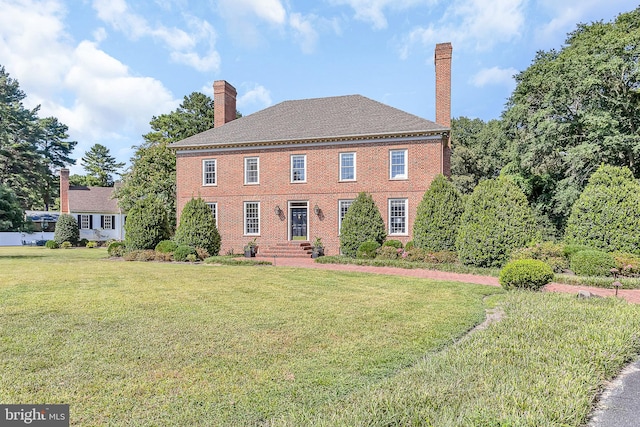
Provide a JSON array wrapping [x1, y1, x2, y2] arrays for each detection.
[[0, 247, 500, 426]]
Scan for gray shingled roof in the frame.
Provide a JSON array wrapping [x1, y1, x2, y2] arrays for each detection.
[[69, 187, 119, 213], [171, 94, 448, 149]]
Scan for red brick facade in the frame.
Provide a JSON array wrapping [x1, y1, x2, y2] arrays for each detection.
[[175, 43, 452, 256]]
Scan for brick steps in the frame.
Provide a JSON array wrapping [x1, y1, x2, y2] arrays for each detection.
[[259, 242, 312, 258]]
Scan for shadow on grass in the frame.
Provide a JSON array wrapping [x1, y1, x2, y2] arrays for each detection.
[[0, 255, 46, 259]]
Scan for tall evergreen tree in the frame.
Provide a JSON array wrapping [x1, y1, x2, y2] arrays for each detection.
[[339, 192, 386, 257], [0, 184, 23, 231], [81, 143, 124, 187]]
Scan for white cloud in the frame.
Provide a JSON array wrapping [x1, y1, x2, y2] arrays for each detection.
[[217, 0, 287, 25], [329, 0, 434, 30], [289, 13, 319, 54], [399, 0, 526, 57], [92, 0, 220, 72], [0, 0, 180, 170], [470, 66, 518, 89], [237, 84, 273, 113]]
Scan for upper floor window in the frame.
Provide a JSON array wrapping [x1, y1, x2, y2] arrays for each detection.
[[206, 202, 218, 227], [339, 152, 356, 181], [245, 157, 259, 185], [291, 154, 306, 183], [389, 198, 408, 235], [390, 149, 407, 179], [203, 159, 217, 186]]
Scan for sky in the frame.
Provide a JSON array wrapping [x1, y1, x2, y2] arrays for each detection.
[[1, 0, 637, 175]]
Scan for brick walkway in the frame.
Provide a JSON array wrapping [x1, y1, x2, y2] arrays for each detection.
[[260, 256, 640, 304]]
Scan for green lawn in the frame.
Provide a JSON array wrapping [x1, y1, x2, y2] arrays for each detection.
[[0, 247, 500, 426]]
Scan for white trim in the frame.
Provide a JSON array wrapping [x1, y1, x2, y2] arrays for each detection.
[[206, 202, 218, 228], [388, 198, 408, 236], [339, 152, 356, 182], [202, 159, 217, 186], [243, 201, 260, 235], [174, 135, 443, 155], [288, 201, 309, 241], [244, 157, 259, 185], [389, 149, 408, 180], [290, 154, 307, 183]]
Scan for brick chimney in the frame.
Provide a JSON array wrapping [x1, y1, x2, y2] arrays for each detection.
[[214, 80, 237, 128], [434, 42, 452, 176], [60, 168, 70, 214]]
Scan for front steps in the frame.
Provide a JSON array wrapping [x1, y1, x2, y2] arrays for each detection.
[[259, 241, 312, 258]]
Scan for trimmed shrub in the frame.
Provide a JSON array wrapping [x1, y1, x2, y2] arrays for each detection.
[[155, 240, 178, 253], [45, 240, 59, 249], [186, 254, 197, 263], [562, 244, 594, 258], [405, 248, 428, 262], [356, 241, 380, 259], [174, 197, 221, 256], [499, 259, 554, 291], [174, 245, 197, 262], [340, 192, 386, 257], [565, 164, 640, 254], [430, 251, 459, 264], [383, 240, 404, 249], [78, 238, 88, 247], [612, 252, 640, 276], [570, 250, 616, 277], [510, 242, 569, 273], [124, 196, 171, 250], [54, 214, 79, 245], [60, 241, 73, 249], [377, 246, 400, 260], [86, 241, 97, 248], [404, 241, 415, 251], [413, 174, 464, 251], [456, 177, 537, 268], [107, 241, 126, 257]]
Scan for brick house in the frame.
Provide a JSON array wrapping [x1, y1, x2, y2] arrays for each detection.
[[172, 43, 452, 256], [59, 168, 126, 242]]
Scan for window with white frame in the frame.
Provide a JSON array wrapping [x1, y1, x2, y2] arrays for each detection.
[[102, 215, 113, 230], [206, 202, 218, 227], [80, 214, 90, 229], [244, 202, 260, 235], [339, 152, 356, 181], [338, 199, 354, 234], [389, 199, 408, 235], [203, 159, 217, 185], [244, 157, 259, 185], [291, 154, 306, 182], [389, 149, 407, 179]]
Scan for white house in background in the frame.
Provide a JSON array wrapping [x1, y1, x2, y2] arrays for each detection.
[[59, 168, 126, 242]]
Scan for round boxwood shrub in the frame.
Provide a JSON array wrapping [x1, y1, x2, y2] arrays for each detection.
[[174, 245, 197, 262], [60, 241, 73, 249], [456, 177, 537, 268], [155, 240, 178, 253], [382, 240, 403, 249], [510, 242, 569, 273], [107, 241, 126, 257], [413, 174, 464, 251], [174, 197, 221, 256], [356, 240, 380, 259], [45, 240, 59, 249], [570, 250, 616, 277], [565, 165, 640, 254], [54, 214, 79, 245], [499, 259, 554, 291], [404, 241, 415, 251], [124, 196, 171, 250], [340, 192, 386, 257]]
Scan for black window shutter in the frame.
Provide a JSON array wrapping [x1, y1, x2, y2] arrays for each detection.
[[112, 216, 116, 229], [77, 215, 81, 229], [89, 215, 93, 229], [100, 215, 104, 228]]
